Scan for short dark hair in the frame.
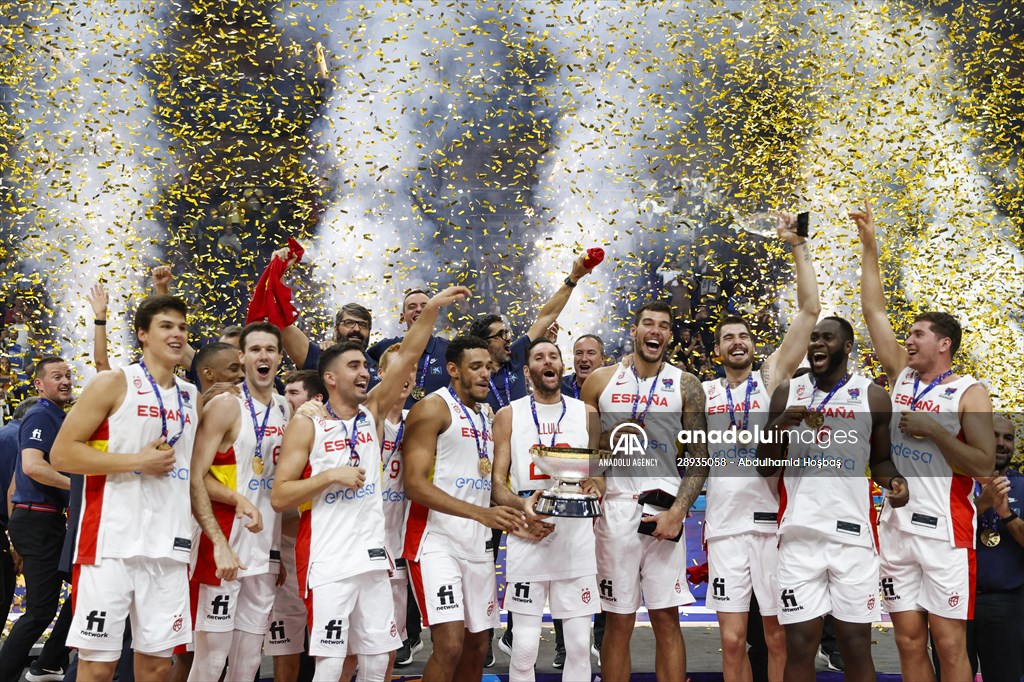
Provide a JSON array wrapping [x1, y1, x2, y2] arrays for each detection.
[[282, 369, 325, 400], [334, 303, 372, 328], [526, 337, 562, 359], [823, 316, 855, 346], [467, 314, 502, 341], [445, 335, 490, 365], [219, 324, 243, 340], [317, 341, 366, 383], [404, 288, 432, 302], [193, 342, 238, 376], [914, 311, 962, 357], [714, 315, 752, 345], [33, 356, 66, 380], [13, 396, 40, 420], [573, 334, 605, 354], [134, 295, 188, 334], [633, 301, 673, 326], [239, 322, 281, 352]]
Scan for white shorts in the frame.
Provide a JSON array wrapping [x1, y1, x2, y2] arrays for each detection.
[[194, 572, 276, 635], [68, 556, 190, 654], [879, 524, 974, 619], [595, 498, 694, 614], [307, 571, 400, 658], [502, 574, 601, 619], [707, 533, 779, 616], [776, 530, 880, 625], [265, 532, 307, 656], [409, 551, 499, 633], [390, 563, 409, 642]]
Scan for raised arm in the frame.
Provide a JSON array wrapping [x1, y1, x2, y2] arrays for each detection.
[[525, 255, 594, 341], [51, 371, 176, 476], [367, 286, 470, 421], [851, 201, 907, 383], [762, 214, 821, 391], [403, 396, 524, 532], [152, 266, 198, 370], [88, 283, 111, 372]]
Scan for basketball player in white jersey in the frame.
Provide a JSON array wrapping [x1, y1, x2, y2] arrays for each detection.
[[402, 335, 528, 682], [272, 286, 469, 682], [491, 338, 601, 682], [757, 316, 908, 682], [703, 216, 821, 681], [52, 295, 239, 682], [580, 300, 709, 682], [854, 201, 995, 682], [187, 322, 290, 682], [265, 370, 325, 682]]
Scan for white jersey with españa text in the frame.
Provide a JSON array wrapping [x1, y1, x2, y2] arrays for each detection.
[[197, 392, 288, 580], [778, 373, 877, 549], [506, 395, 596, 583], [382, 411, 409, 562], [74, 363, 199, 565], [702, 371, 779, 540], [882, 367, 979, 548], [404, 389, 493, 562], [597, 362, 685, 498], [296, 408, 390, 594]]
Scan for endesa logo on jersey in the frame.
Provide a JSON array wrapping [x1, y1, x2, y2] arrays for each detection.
[[455, 477, 491, 490], [890, 441, 933, 464], [248, 476, 274, 490], [324, 483, 377, 504], [136, 405, 194, 425]]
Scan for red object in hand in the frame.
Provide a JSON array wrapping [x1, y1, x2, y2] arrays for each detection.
[[583, 247, 605, 269], [686, 562, 709, 585], [246, 238, 305, 329]]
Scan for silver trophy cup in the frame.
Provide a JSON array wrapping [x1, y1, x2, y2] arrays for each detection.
[[530, 446, 607, 518]]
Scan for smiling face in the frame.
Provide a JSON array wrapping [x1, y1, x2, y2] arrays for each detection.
[[994, 415, 1016, 471], [526, 341, 564, 399], [904, 320, 951, 373], [807, 319, 852, 379], [138, 310, 189, 367], [715, 322, 754, 371], [401, 292, 430, 330], [242, 331, 282, 394], [324, 349, 372, 406], [34, 361, 73, 406], [573, 337, 604, 383], [631, 310, 672, 364]]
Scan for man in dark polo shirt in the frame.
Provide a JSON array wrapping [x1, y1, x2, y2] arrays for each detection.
[[368, 288, 449, 411], [1, 397, 39, 630], [560, 334, 606, 400], [0, 357, 74, 682], [971, 414, 1024, 681], [468, 255, 594, 414]]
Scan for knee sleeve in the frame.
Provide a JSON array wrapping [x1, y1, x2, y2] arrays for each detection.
[[355, 652, 391, 682], [226, 631, 265, 682], [561, 616, 593, 682], [510, 613, 542, 682], [188, 630, 232, 682], [312, 655, 346, 682]]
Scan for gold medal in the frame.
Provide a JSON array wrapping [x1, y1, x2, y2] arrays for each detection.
[[156, 442, 173, 451], [253, 457, 265, 475], [981, 528, 1001, 547], [478, 458, 492, 476], [805, 411, 824, 429], [412, 386, 426, 401]]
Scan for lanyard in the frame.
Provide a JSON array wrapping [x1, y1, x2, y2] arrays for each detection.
[[530, 395, 567, 447], [139, 359, 185, 446], [630, 362, 664, 427], [724, 374, 754, 430], [448, 386, 489, 463], [488, 366, 512, 407], [242, 381, 272, 458], [809, 375, 850, 415], [325, 402, 362, 466], [910, 370, 953, 410]]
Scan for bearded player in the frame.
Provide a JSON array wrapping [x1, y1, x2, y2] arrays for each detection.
[[703, 215, 821, 681], [580, 301, 709, 682], [854, 201, 995, 682], [491, 338, 601, 681], [188, 322, 290, 682], [272, 286, 469, 682]]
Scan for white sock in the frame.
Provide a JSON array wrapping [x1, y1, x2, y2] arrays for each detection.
[[355, 652, 391, 682], [225, 630, 265, 682]]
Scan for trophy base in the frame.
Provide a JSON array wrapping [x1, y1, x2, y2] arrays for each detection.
[[534, 491, 602, 518]]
